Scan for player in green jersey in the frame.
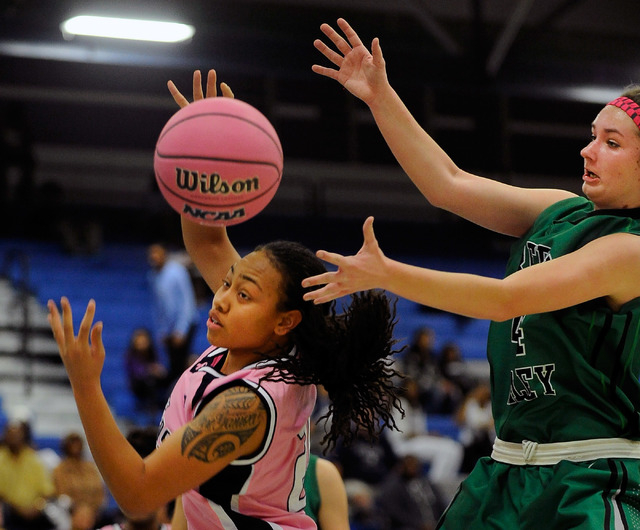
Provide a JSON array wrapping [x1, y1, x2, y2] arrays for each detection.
[[303, 17, 640, 529]]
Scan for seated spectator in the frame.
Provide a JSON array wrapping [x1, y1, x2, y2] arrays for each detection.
[[376, 454, 446, 530], [400, 327, 461, 414], [52, 432, 106, 528], [455, 382, 495, 473], [331, 423, 399, 529], [0, 420, 56, 530], [125, 328, 169, 412], [97, 426, 172, 530], [387, 377, 464, 485], [438, 342, 474, 397], [70, 501, 99, 530]]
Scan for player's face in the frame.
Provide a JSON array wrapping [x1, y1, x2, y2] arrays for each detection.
[[581, 105, 640, 209], [206, 250, 291, 358]]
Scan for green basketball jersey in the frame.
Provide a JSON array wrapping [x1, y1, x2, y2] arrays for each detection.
[[303, 454, 320, 525], [488, 196, 640, 443]]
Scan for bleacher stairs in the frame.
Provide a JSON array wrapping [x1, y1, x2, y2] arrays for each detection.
[[0, 240, 164, 448], [0, 238, 499, 453]]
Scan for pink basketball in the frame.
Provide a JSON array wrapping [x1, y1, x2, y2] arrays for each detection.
[[154, 97, 283, 226]]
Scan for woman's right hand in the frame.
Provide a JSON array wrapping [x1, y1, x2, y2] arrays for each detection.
[[168, 68, 241, 292], [48, 297, 105, 393], [167, 69, 235, 108]]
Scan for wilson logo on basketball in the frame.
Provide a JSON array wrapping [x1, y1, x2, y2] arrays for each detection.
[[175, 168, 260, 194]]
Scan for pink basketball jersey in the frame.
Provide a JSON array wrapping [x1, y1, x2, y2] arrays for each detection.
[[158, 346, 317, 529]]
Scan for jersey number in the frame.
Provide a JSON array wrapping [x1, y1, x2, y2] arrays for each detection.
[[511, 315, 526, 356], [287, 423, 309, 513]]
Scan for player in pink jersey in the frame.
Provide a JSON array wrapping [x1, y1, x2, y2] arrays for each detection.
[[47, 70, 402, 530]]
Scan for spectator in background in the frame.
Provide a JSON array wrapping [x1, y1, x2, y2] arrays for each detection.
[[52, 432, 106, 528], [400, 327, 461, 414], [331, 423, 398, 529], [387, 377, 463, 485], [376, 454, 446, 530], [124, 327, 169, 413], [147, 242, 198, 385], [438, 342, 474, 398], [455, 382, 495, 474], [97, 426, 172, 530], [0, 420, 56, 530]]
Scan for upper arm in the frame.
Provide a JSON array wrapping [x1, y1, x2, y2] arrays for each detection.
[[171, 496, 188, 530], [181, 216, 241, 293], [126, 384, 267, 515], [501, 232, 640, 317], [315, 458, 349, 530], [437, 170, 576, 237]]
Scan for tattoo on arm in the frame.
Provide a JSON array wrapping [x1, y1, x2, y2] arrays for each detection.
[[181, 385, 266, 463]]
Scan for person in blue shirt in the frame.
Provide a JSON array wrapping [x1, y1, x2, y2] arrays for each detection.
[[147, 242, 198, 385]]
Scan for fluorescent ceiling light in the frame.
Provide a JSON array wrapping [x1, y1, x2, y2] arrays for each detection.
[[61, 15, 195, 43]]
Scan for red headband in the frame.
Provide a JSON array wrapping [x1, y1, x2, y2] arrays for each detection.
[[608, 96, 640, 130]]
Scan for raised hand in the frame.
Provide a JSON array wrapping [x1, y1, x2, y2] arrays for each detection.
[[302, 216, 388, 304], [312, 18, 388, 105], [48, 297, 105, 391], [167, 69, 235, 108]]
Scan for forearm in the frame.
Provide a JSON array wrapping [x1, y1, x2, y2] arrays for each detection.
[[368, 85, 460, 209], [380, 241, 618, 321], [71, 383, 154, 516], [382, 258, 514, 321], [171, 496, 188, 530], [367, 85, 572, 237], [181, 215, 240, 292]]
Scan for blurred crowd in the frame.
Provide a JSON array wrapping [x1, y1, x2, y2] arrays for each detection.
[[0, 322, 493, 530]]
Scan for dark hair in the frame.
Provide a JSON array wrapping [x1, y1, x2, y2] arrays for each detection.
[[126, 327, 158, 362], [254, 240, 403, 452], [60, 432, 83, 457]]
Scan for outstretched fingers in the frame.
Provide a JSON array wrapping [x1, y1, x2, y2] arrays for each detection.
[[205, 69, 217, 98], [167, 80, 189, 108], [302, 269, 337, 290], [61, 296, 75, 347], [206, 69, 234, 98], [371, 37, 385, 67], [47, 299, 65, 350], [168, 69, 234, 107], [336, 18, 364, 49], [319, 21, 352, 57], [193, 69, 204, 100], [362, 216, 376, 241], [313, 38, 345, 70], [304, 284, 347, 305], [220, 82, 234, 98], [77, 299, 96, 345]]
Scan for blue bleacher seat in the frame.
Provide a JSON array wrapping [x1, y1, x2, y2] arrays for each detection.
[[2, 238, 499, 429]]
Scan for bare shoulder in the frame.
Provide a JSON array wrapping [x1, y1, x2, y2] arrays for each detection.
[[181, 384, 267, 463], [315, 457, 345, 489], [314, 456, 349, 529]]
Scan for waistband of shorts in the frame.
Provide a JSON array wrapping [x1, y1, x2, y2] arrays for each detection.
[[491, 437, 640, 465]]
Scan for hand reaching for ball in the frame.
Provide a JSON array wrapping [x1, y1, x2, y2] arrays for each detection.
[[155, 71, 283, 227], [167, 69, 235, 108]]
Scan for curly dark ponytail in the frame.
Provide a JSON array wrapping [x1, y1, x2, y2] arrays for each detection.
[[254, 240, 404, 452]]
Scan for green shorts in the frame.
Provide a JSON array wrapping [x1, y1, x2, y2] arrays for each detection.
[[437, 456, 640, 529]]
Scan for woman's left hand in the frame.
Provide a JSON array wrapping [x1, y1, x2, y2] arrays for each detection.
[[48, 297, 105, 392]]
